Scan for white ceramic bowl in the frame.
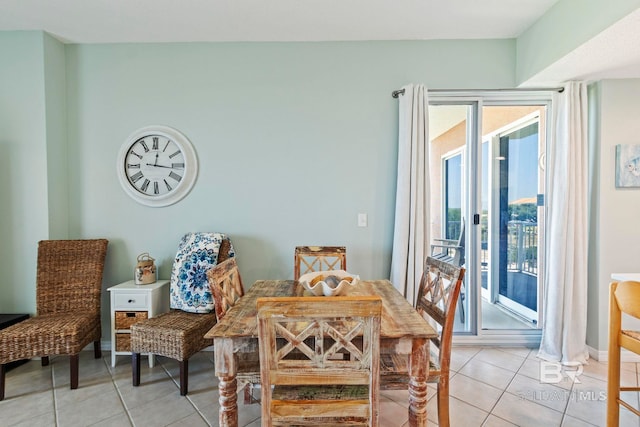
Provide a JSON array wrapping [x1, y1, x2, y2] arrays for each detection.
[[298, 270, 359, 297]]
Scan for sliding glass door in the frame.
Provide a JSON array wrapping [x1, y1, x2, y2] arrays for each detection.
[[484, 114, 544, 326], [429, 94, 550, 343]]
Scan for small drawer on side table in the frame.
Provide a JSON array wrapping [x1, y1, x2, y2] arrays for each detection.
[[108, 280, 170, 367], [115, 311, 148, 329], [115, 333, 132, 352]]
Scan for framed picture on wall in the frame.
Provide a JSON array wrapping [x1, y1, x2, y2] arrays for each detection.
[[615, 144, 640, 188]]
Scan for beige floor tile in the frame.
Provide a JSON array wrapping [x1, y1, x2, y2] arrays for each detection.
[[458, 358, 517, 390], [237, 398, 263, 427], [0, 389, 55, 425], [184, 384, 220, 423], [3, 347, 613, 426], [518, 358, 576, 390], [2, 360, 54, 398], [482, 414, 519, 427], [166, 412, 209, 426], [449, 373, 503, 412], [91, 412, 134, 427], [6, 410, 57, 427], [506, 373, 570, 413], [428, 395, 489, 427], [579, 359, 613, 383], [381, 389, 411, 407], [127, 392, 200, 427], [497, 347, 534, 358], [492, 390, 564, 427], [560, 414, 599, 427], [56, 390, 126, 426], [450, 346, 483, 371], [54, 374, 119, 409], [474, 348, 527, 373], [565, 374, 638, 427], [379, 398, 410, 427]]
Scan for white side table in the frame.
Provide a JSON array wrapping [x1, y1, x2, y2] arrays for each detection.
[[107, 279, 170, 367]]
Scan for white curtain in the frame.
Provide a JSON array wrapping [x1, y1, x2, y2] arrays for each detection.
[[390, 84, 430, 305], [538, 81, 589, 365]]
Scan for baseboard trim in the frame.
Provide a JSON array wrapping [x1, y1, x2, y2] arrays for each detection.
[[588, 345, 640, 362]]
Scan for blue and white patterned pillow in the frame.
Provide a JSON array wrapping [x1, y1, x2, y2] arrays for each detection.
[[169, 232, 235, 313]]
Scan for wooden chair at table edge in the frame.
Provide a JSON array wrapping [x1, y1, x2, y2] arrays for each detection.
[[257, 296, 381, 427], [0, 239, 109, 401], [293, 246, 347, 280], [430, 218, 466, 323], [607, 280, 640, 426], [131, 237, 254, 396], [240, 245, 350, 405], [379, 256, 465, 427]]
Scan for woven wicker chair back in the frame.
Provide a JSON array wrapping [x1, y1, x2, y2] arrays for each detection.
[[36, 239, 109, 316]]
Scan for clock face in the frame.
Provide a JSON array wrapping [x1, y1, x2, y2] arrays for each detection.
[[117, 126, 198, 207]]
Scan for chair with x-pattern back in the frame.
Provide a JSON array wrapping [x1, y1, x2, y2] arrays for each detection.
[[293, 246, 347, 280], [380, 256, 465, 427], [208, 258, 244, 321], [257, 296, 382, 426]]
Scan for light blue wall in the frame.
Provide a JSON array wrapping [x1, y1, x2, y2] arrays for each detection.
[[2, 34, 516, 337], [588, 79, 640, 355], [43, 33, 69, 240], [0, 32, 49, 313], [516, 0, 640, 84], [62, 40, 515, 336]]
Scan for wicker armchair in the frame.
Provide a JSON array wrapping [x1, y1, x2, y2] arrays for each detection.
[[131, 234, 240, 396], [0, 239, 109, 401]]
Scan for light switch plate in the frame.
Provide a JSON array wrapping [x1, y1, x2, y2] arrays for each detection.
[[358, 213, 368, 227]]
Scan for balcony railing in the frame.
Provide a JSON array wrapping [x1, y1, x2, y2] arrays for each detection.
[[479, 220, 538, 275], [507, 221, 538, 275]]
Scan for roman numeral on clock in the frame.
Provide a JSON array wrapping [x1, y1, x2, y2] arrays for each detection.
[[140, 140, 150, 153], [130, 171, 144, 183], [127, 163, 140, 169], [169, 171, 182, 182], [169, 150, 181, 159], [152, 137, 159, 150], [172, 163, 184, 169], [153, 181, 159, 194], [130, 150, 143, 160], [140, 179, 150, 192], [164, 179, 172, 191]]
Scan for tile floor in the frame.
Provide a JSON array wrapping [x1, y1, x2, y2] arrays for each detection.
[[1, 346, 639, 426]]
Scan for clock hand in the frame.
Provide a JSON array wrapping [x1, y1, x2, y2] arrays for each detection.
[[154, 153, 158, 166], [145, 163, 174, 169]]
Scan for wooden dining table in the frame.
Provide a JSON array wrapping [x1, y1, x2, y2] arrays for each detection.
[[204, 279, 437, 427]]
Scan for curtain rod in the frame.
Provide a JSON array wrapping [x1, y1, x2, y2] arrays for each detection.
[[391, 87, 564, 98]]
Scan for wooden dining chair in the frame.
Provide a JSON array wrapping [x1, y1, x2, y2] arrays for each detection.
[[293, 246, 347, 280], [257, 296, 382, 427], [607, 280, 640, 426], [430, 218, 466, 322], [380, 256, 465, 427]]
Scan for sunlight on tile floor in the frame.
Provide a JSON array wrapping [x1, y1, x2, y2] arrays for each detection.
[[1, 347, 638, 426]]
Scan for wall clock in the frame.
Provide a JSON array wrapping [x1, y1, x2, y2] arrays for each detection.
[[117, 125, 198, 207]]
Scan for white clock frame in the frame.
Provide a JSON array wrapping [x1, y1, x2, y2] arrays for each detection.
[[117, 125, 198, 207]]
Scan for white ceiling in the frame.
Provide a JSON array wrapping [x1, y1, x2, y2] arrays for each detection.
[[0, 0, 560, 43], [1, 0, 639, 84]]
